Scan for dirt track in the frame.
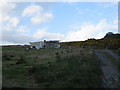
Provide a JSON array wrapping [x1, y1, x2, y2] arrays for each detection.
[[103, 49, 120, 61], [94, 49, 118, 88]]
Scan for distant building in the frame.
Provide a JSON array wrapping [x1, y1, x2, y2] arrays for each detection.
[[45, 40, 60, 48], [29, 40, 60, 49], [29, 41, 45, 49]]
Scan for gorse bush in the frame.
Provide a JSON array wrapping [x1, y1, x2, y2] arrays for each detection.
[[61, 33, 120, 49]]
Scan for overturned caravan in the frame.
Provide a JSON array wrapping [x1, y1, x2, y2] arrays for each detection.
[[29, 41, 45, 49], [29, 40, 60, 49]]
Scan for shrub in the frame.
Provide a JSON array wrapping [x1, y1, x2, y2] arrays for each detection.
[[66, 50, 69, 53], [61, 51, 63, 54], [10, 55, 14, 58], [16, 55, 26, 64], [3, 54, 11, 61], [55, 52, 61, 60], [28, 66, 36, 74]]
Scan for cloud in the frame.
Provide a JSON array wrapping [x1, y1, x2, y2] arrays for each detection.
[[17, 26, 29, 33], [0, 2, 17, 23], [2, 26, 64, 44], [0, 15, 10, 23], [0, 0, 119, 3], [0, 2, 20, 27], [1, 16, 20, 31], [8, 17, 20, 28], [98, 2, 118, 8], [2, 17, 118, 45], [1, 3, 60, 45], [0, 2, 30, 44], [2, 22, 32, 44], [2, 20, 64, 44], [22, 5, 43, 16], [65, 19, 118, 41], [63, 0, 119, 2], [0, 41, 17, 46], [22, 4, 53, 25], [2, 18, 118, 44], [0, 2, 16, 15], [1, 2, 118, 45], [33, 28, 64, 41], [31, 12, 53, 25]]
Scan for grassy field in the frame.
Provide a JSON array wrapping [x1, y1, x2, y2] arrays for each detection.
[[2, 46, 103, 88]]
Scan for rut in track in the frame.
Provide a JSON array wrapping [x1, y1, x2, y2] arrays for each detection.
[[94, 49, 118, 88]]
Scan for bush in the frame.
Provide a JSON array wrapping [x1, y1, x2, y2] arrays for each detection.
[[61, 51, 63, 54], [3, 54, 11, 61], [55, 52, 61, 60], [66, 50, 69, 53], [28, 64, 53, 84], [16, 55, 26, 64]]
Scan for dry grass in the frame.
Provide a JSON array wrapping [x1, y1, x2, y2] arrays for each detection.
[[2, 46, 102, 88]]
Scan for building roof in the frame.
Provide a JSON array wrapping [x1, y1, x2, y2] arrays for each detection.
[[29, 40, 60, 44]]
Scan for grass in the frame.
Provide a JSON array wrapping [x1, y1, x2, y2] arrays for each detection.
[[28, 54, 102, 88], [2, 46, 103, 88], [16, 55, 26, 64]]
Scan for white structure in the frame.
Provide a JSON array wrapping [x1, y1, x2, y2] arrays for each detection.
[[29, 41, 45, 49], [29, 40, 60, 49]]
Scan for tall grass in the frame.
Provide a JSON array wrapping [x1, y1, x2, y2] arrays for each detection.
[[2, 46, 103, 88], [29, 54, 102, 88]]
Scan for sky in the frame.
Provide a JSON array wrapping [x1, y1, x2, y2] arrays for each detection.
[[0, 1, 119, 45]]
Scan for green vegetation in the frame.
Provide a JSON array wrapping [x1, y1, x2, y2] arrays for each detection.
[[2, 32, 119, 88], [61, 33, 120, 49], [2, 46, 102, 88], [29, 54, 102, 88]]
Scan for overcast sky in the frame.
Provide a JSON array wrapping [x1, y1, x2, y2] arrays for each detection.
[[0, 1, 118, 45]]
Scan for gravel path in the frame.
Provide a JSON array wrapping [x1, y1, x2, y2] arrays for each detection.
[[94, 49, 118, 88]]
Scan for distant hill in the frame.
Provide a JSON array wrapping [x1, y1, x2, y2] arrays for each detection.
[[61, 32, 120, 49], [104, 32, 120, 39]]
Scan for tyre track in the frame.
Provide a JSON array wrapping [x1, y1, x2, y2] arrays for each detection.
[[94, 50, 118, 88]]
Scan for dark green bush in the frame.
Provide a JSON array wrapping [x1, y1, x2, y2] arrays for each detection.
[[16, 55, 26, 64], [55, 52, 61, 60], [3, 54, 11, 61]]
